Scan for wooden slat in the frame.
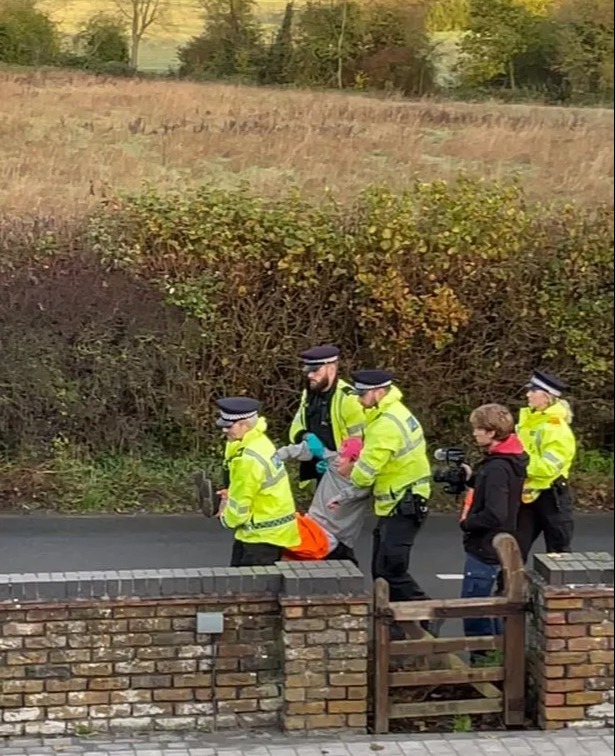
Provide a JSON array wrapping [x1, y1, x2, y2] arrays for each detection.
[[390, 635, 504, 657], [504, 614, 526, 725], [373, 578, 391, 735], [390, 666, 504, 687], [390, 697, 503, 719], [390, 596, 525, 622]]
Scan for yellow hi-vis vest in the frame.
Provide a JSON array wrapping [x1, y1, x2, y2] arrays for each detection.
[[350, 386, 431, 517], [289, 378, 365, 449], [221, 418, 300, 548], [517, 402, 576, 504]]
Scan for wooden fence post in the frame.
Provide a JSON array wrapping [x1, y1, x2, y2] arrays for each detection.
[[373, 577, 391, 735], [494, 532, 527, 727]]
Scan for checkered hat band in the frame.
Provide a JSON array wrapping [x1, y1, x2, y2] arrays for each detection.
[[531, 377, 562, 397], [354, 380, 392, 391], [302, 356, 339, 366], [220, 410, 258, 422]]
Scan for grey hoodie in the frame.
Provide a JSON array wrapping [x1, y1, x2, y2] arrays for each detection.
[[276, 441, 372, 550]]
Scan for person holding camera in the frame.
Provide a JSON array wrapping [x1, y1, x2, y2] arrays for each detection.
[[331, 370, 432, 627], [516, 370, 577, 560], [214, 397, 301, 567], [460, 404, 528, 643]]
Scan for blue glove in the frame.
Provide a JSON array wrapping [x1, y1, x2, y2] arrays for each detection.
[[305, 432, 326, 460], [316, 459, 329, 475]]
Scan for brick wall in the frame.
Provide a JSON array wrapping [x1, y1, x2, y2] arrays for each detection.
[[0, 562, 369, 737], [528, 552, 614, 730]]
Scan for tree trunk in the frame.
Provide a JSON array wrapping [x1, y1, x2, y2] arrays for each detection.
[[131, 10, 140, 69], [336, 0, 348, 90], [508, 58, 516, 91]]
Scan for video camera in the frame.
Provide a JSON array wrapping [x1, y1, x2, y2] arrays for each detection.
[[432, 447, 467, 497]]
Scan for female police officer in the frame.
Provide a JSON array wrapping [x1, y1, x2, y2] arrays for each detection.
[[516, 370, 577, 561]]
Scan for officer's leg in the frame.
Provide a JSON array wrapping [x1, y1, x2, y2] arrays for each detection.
[[537, 489, 574, 553], [327, 542, 359, 566], [230, 539, 244, 568], [374, 512, 428, 602], [236, 542, 283, 566], [515, 503, 542, 563]]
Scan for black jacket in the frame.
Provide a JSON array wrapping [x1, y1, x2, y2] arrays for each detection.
[[462, 435, 528, 565]]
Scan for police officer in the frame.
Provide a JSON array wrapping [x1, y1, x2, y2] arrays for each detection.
[[216, 397, 301, 567], [334, 370, 432, 614], [516, 370, 577, 560], [289, 345, 364, 484]]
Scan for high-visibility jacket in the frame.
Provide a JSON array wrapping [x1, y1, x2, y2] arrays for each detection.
[[289, 378, 365, 450], [350, 386, 431, 517], [221, 418, 300, 548], [517, 402, 576, 504]]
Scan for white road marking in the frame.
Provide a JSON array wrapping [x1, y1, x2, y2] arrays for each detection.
[[436, 573, 464, 580]]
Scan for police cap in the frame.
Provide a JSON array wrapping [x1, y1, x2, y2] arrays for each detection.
[[215, 397, 261, 428], [351, 369, 394, 394], [300, 345, 340, 372], [526, 370, 568, 398]]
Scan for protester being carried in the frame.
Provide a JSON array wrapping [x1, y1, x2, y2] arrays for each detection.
[[277, 434, 372, 564]]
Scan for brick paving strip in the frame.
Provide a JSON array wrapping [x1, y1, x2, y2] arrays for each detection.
[[0, 729, 613, 756]]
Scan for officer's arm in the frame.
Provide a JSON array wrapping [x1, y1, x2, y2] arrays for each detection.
[[526, 425, 572, 480], [289, 390, 307, 444], [350, 422, 396, 490], [342, 391, 365, 438], [220, 455, 264, 529]]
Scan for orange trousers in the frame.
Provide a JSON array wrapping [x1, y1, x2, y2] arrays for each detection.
[[282, 514, 332, 561]]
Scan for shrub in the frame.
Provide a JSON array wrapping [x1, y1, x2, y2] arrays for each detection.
[[1, 180, 612, 457], [75, 13, 130, 66], [0, 0, 59, 66]]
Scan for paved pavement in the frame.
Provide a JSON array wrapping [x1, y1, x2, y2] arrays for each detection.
[[0, 513, 613, 602], [0, 730, 613, 756]]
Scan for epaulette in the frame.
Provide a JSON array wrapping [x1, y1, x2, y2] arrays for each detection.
[[341, 385, 354, 396]]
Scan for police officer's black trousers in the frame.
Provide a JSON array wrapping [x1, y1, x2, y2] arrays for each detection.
[[372, 511, 429, 602], [230, 540, 282, 567], [516, 487, 574, 562], [327, 542, 359, 567]]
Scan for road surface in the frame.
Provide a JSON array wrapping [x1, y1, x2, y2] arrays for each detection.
[[1, 512, 612, 601]]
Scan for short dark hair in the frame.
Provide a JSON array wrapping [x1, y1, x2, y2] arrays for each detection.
[[470, 403, 514, 441]]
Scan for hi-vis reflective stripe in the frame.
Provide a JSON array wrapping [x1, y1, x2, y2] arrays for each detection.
[[227, 498, 251, 516], [347, 423, 364, 436], [381, 412, 423, 458], [356, 458, 378, 477], [543, 451, 564, 469], [374, 476, 433, 504], [243, 449, 286, 489], [241, 512, 296, 531]]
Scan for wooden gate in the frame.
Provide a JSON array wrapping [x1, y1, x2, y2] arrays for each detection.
[[373, 533, 527, 734]]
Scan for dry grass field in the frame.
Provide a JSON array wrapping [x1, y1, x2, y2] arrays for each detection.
[[0, 67, 613, 216]]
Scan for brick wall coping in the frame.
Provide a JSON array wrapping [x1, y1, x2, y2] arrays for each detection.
[[532, 552, 614, 587], [0, 560, 367, 603]]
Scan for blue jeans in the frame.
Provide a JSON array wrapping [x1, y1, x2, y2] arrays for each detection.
[[461, 553, 501, 638]]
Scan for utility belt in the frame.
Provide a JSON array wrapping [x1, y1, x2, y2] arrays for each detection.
[[551, 476, 572, 514], [394, 488, 429, 523]]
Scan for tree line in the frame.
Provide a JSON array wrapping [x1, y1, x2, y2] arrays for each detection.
[[0, 0, 613, 101]]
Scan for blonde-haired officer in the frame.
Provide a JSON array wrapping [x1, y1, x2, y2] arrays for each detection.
[[516, 370, 577, 560]]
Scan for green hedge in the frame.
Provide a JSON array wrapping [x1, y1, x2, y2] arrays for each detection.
[[0, 179, 612, 510]]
